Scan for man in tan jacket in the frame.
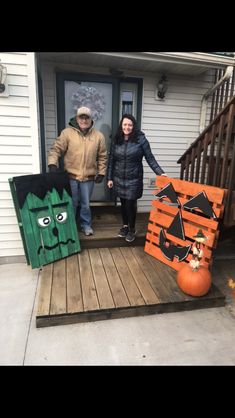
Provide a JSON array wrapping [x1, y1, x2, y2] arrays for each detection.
[[48, 106, 107, 235]]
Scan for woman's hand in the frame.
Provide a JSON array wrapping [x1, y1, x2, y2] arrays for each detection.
[[161, 173, 167, 177], [107, 180, 113, 188]]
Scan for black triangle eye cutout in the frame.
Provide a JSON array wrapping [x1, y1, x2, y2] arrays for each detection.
[[183, 191, 217, 219], [154, 182, 180, 207]]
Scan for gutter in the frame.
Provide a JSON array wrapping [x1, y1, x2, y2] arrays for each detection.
[[91, 52, 235, 69], [199, 65, 234, 133]]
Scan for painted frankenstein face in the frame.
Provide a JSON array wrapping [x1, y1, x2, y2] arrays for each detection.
[[12, 173, 80, 268]]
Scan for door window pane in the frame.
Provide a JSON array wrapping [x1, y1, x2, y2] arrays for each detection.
[[119, 83, 138, 119], [121, 91, 133, 115], [122, 101, 133, 115]]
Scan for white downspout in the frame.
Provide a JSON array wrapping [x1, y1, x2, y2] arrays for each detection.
[[199, 65, 234, 133]]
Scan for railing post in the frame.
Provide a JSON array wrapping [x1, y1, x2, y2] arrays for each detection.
[[220, 104, 235, 188]]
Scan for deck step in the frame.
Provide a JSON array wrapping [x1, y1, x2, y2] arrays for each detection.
[[80, 231, 146, 249], [78, 208, 149, 249]]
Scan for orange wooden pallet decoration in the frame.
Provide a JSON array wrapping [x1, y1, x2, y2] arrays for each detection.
[[144, 176, 227, 271]]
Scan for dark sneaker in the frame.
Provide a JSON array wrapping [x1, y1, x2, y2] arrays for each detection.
[[125, 230, 136, 243], [118, 226, 129, 237]]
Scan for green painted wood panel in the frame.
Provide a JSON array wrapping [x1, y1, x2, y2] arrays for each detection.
[[10, 173, 81, 268]]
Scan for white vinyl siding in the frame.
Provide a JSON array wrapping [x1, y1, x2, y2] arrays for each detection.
[[0, 52, 40, 260], [41, 62, 58, 159], [138, 71, 214, 212]]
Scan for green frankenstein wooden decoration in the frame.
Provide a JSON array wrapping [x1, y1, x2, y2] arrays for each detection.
[[9, 172, 81, 268]]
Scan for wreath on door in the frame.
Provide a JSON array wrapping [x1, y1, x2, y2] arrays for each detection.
[[71, 85, 106, 121]]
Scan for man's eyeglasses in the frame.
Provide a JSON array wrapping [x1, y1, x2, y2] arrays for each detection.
[[78, 115, 90, 120]]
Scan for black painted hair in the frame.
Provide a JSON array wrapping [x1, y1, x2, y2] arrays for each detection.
[[13, 172, 72, 209]]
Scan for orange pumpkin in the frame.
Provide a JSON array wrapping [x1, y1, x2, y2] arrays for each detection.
[[177, 264, 211, 297]]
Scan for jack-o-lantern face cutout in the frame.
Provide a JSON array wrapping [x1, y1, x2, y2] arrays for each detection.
[[144, 176, 225, 272], [154, 183, 190, 261], [155, 182, 217, 263], [10, 172, 81, 269]]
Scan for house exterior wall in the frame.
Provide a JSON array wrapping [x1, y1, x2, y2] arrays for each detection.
[[40, 61, 214, 213], [140, 71, 214, 211], [0, 54, 215, 262], [0, 52, 40, 262]]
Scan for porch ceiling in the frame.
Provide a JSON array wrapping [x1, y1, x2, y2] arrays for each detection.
[[37, 52, 235, 76]]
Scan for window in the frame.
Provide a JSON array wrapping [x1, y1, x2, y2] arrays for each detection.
[[121, 90, 134, 115]]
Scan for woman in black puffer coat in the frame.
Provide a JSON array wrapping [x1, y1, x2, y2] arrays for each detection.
[[107, 114, 166, 243]]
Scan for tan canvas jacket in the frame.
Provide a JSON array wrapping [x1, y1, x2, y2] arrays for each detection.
[[48, 124, 107, 181]]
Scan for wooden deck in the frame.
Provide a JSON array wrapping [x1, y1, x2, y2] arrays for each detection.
[[36, 246, 225, 328]]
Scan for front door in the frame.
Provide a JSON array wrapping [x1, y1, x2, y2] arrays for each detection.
[[64, 80, 113, 202], [57, 74, 117, 203], [56, 72, 142, 203]]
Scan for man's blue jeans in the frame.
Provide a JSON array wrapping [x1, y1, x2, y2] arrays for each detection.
[[69, 179, 94, 229]]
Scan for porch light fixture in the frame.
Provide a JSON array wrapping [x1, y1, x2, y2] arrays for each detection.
[[109, 68, 123, 77], [0, 62, 7, 94], [157, 74, 168, 99]]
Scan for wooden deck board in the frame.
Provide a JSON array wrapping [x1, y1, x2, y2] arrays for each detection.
[[99, 248, 130, 308], [89, 249, 115, 310], [36, 246, 225, 328], [109, 247, 145, 306], [132, 247, 172, 302], [79, 251, 99, 312], [50, 259, 66, 315], [120, 247, 159, 305], [67, 254, 83, 313]]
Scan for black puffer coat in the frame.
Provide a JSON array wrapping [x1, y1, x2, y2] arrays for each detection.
[[107, 133, 164, 200]]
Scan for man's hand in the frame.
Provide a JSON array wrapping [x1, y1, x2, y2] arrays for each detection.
[[95, 174, 104, 183], [48, 165, 58, 173]]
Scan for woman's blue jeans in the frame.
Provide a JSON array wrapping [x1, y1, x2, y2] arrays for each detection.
[[69, 179, 94, 229]]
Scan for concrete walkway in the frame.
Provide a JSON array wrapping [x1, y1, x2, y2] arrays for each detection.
[[1, 258, 235, 365]]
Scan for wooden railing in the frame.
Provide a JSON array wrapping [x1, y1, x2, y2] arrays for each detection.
[[178, 96, 235, 227], [210, 67, 235, 122]]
